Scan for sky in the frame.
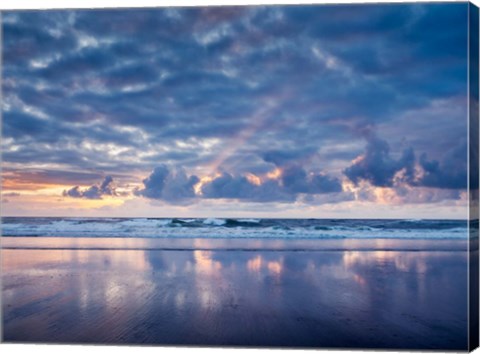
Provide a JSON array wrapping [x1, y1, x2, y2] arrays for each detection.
[[0, 2, 472, 218]]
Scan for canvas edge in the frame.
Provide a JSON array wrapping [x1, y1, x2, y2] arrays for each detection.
[[468, 1, 480, 352], [0, 9, 5, 345]]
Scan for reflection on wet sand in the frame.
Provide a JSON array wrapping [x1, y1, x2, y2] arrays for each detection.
[[2, 238, 468, 349], [246, 254, 284, 277], [343, 251, 429, 273]]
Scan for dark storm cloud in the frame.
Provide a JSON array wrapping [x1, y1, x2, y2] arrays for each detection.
[[344, 131, 415, 187], [281, 166, 342, 194], [63, 186, 83, 198], [345, 130, 467, 190], [135, 165, 199, 203], [201, 172, 293, 202], [417, 142, 468, 189], [201, 173, 262, 199], [63, 176, 117, 199], [136, 165, 170, 199], [136, 163, 342, 203], [2, 3, 469, 203]]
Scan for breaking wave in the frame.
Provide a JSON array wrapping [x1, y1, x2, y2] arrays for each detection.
[[1, 217, 468, 239]]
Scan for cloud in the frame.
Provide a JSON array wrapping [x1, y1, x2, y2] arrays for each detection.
[[2, 4, 469, 214], [63, 176, 117, 199], [344, 128, 467, 190], [281, 165, 342, 194], [3, 5, 468, 179], [262, 149, 343, 196], [135, 165, 199, 203], [201, 172, 292, 202], [351, 182, 464, 205], [136, 163, 343, 204], [1, 192, 21, 198], [394, 185, 463, 204], [2, 169, 106, 186], [201, 173, 257, 199], [63, 186, 84, 198], [300, 190, 356, 205], [344, 130, 415, 187], [416, 142, 467, 189], [135, 165, 169, 199], [262, 147, 318, 167]]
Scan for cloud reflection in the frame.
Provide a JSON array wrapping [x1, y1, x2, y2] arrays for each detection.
[[2, 243, 469, 348]]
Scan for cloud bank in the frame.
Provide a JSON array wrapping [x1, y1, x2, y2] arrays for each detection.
[[63, 176, 117, 200], [3, 3, 470, 215]]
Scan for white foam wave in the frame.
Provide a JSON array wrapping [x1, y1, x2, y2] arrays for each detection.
[[237, 219, 261, 223], [1, 218, 468, 240], [203, 218, 226, 226]]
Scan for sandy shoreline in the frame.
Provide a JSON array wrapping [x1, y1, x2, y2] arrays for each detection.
[[2, 237, 468, 349]]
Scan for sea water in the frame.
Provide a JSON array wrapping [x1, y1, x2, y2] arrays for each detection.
[[0, 217, 469, 239]]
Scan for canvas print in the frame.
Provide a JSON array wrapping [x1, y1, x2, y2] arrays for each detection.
[[1, 1, 479, 351]]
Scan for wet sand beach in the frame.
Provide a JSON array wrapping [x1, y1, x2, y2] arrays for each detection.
[[1, 237, 468, 350]]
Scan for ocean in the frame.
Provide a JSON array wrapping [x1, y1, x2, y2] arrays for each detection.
[[1, 217, 471, 349], [0, 217, 468, 239]]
